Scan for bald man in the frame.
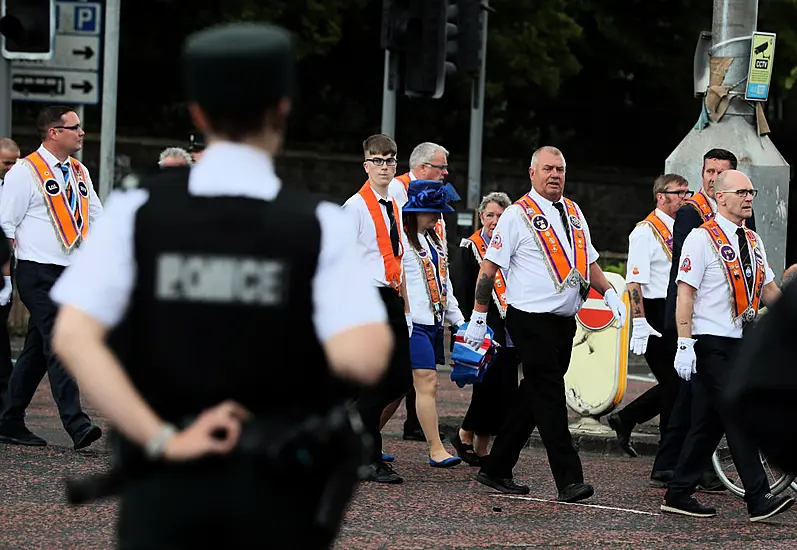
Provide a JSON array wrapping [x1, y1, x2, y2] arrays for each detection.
[[662, 170, 793, 521]]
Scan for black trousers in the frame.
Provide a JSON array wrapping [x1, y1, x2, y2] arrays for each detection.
[[355, 287, 412, 463], [403, 388, 420, 433], [462, 346, 520, 435], [0, 301, 13, 399], [618, 299, 680, 437], [117, 457, 352, 549], [482, 308, 582, 490], [668, 335, 769, 507], [0, 261, 90, 436]]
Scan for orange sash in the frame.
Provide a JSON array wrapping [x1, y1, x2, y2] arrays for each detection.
[[638, 210, 673, 260], [415, 233, 448, 322], [22, 151, 90, 251], [700, 219, 766, 323], [359, 181, 404, 291], [397, 171, 446, 245], [684, 189, 715, 222], [463, 230, 508, 317], [515, 194, 589, 291]]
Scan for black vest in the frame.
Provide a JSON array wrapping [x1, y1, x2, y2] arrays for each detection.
[[109, 168, 334, 423]]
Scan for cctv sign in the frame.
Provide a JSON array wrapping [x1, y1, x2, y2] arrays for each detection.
[[745, 32, 776, 101]]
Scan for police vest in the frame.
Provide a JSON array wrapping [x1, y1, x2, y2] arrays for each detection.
[[108, 168, 335, 425]]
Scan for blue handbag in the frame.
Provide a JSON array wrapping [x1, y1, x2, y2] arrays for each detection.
[[450, 322, 500, 388]]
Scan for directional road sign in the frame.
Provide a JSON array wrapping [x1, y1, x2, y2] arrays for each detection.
[[10, 0, 102, 105]]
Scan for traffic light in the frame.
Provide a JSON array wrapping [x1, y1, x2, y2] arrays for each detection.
[[0, 0, 55, 60], [404, 0, 449, 98], [381, 0, 411, 52], [455, 0, 484, 78]]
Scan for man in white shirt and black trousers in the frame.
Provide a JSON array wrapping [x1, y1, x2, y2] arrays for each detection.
[[0, 138, 21, 404], [607, 174, 690, 458], [343, 133, 413, 484], [0, 106, 103, 449], [50, 23, 393, 548], [464, 146, 626, 502], [662, 169, 793, 521]]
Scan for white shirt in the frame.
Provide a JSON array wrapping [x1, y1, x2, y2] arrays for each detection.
[[388, 170, 415, 207], [342, 184, 403, 288], [402, 231, 465, 327], [676, 213, 774, 339], [485, 187, 599, 317], [625, 208, 674, 299], [50, 142, 387, 343], [0, 145, 103, 266]]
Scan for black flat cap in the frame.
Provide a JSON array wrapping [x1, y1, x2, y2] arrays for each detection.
[[188, 133, 205, 151], [182, 23, 294, 113]]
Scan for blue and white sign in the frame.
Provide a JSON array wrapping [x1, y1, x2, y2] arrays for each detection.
[[10, 0, 102, 105]]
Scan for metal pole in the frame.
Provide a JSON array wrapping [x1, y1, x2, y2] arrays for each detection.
[[98, 0, 120, 202], [380, 50, 397, 137], [74, 105, 84, 161], [466, 2, 488, 212], [0, 58, 10, 138], [711, 0, 758, 119]]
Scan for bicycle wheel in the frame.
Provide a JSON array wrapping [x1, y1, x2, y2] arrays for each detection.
[[712, 439, 795, 498]]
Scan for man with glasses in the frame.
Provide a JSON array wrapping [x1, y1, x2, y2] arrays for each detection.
[[662, 170, 794, 521], [342, 134, 413, 484], [0, 138, 20, 404], [651, 148, 752, 490], [608, 174, 691, 458], [0, 106, 103, 449]]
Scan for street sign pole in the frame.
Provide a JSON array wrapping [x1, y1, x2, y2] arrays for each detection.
[[98, 0, 119, 202], [0, 57, 10, 138]]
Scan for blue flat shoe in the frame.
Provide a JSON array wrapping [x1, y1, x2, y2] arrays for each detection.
[[382, 451, 395, 462], [429, 456, 462, 468]]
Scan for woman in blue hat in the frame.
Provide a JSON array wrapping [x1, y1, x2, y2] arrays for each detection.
[[402, 180, 465, 467]]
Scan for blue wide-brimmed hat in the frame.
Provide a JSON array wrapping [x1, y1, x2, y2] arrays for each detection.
[[403, 180, 461, 213]]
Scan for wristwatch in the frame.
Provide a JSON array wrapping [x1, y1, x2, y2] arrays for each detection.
[[144, 423, 178, 460]]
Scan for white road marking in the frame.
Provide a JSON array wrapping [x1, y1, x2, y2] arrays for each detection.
[[495, 494, 660, 516]]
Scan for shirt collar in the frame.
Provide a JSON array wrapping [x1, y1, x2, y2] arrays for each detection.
[[408, 171, 417, 181], [368, 184, 392, 202], [37, 144, 68, 167], [529, 186, 563, 212], [708, 194, 718, 212], [188, 141, 280, 199], [655, 208, 675, 230], [715, 212, 744, 236]]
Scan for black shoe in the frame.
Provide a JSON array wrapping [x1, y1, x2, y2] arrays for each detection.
[[0, 425, 47, 446], [649, 470, 674, 488], [475, 471, 530, 494], [607, 412, 638, 458], [360, 461, 403, 484], [558, 482, 595, 503], [661, 492, 717, 517], [73, 424, 102, 450], [749, 493, 795, 522], [451, 431, 481, 466], [696, 471, 727, 493]]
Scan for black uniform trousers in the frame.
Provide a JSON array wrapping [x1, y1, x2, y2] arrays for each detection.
[[356, 287, 413, 463], [461, 346, 520, 436], [0, 258, 17, 401], [117, 455, 351, 549], [481, 308, 582, 490], [0, 261, 90, 436], [617, 299, 680, 437], [668, 335, 769, 507]]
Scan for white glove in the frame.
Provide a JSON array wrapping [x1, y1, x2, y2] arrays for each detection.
[[630, 317, 662, 355], [674, 337, 697, 381], [464, 310, 487, 348], [603, 288, 626, 329], [405, 312, 413, 337], [0, 276, 11, 306]]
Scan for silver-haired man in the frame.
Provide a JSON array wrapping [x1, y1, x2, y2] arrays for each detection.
[[158, 147, 193, 168]]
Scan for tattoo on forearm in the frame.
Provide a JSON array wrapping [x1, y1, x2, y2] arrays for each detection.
[[678, 320, 688, 326], [475, 273, 496, 305], [631, 289, 641, 305], [631, 289, 642, 317]]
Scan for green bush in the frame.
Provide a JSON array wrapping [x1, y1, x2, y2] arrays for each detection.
[[600, 260, 627, 276]]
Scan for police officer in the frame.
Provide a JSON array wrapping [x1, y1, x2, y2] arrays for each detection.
[[0, 137, 20, 403], [651, 148, 753, 488], [464, 146, 625, 501], [188, 132, 206, 163], [49, 23, 393, 548], [662, 170, 793, 521], [608, 174, 690, 458]]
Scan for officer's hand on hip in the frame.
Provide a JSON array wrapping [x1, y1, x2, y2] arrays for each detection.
[[603, 288, 626, 329], [163, 400, 251, 462], [630, 317, 662, 355], [0, 276, 12, 306], [464, 311, 488, 348], [674, 337, 697, 381]]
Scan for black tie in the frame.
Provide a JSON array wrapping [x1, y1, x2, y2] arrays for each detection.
[[379, 199, 400, 257], [553, 202, 572, 246], [736, 227, 754, 294]]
